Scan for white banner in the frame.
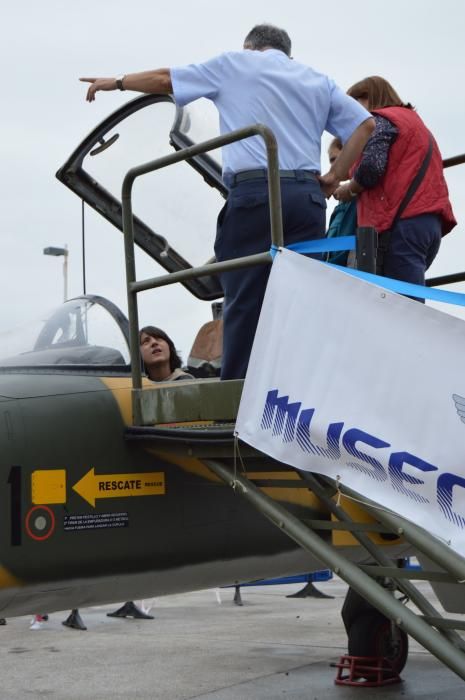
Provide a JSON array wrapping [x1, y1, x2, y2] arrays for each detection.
[[236, 250, 465, 557]]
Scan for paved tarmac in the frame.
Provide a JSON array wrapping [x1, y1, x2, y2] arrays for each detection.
[[0, 579, 464, 700]]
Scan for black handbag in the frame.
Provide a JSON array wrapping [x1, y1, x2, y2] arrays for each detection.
[[377, 132, 434, 272]]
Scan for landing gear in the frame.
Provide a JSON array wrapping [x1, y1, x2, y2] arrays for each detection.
[[348, 611, 408, 675], [342, 587, 409, 675]]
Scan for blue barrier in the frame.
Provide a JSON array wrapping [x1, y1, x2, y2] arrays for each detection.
[[226, 561, 420, 589], [404, 557, 421, 570], [225, 570, 333, 588], [271, 237, 465, 309]]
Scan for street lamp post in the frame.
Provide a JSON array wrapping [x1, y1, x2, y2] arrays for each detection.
[[43, 245, 69, 302]]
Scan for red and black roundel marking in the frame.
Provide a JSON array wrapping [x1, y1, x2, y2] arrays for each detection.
[[25, 506, 55, 541]]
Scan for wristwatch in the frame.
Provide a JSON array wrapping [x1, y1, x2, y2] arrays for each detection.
[[115, 74, 126, 91]]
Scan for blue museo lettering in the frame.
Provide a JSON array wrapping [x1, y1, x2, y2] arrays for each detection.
[[261, 389, 464, 530]]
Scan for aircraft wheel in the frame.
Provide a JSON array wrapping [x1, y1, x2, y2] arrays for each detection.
[[347, 611, 408, 675]]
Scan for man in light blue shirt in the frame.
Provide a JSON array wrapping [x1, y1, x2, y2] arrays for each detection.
[[82, 24, 374, 379]]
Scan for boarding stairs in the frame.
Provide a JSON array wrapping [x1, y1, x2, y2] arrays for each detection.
[[127, 376, 465, 681], [204, 457, 465, 680], [120, 123, 465, 681]]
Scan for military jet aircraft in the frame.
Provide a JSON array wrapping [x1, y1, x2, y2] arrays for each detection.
[[1, 95, 465, 680]]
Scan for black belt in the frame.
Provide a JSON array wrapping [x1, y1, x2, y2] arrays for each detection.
[[229, 169, 319, 186]]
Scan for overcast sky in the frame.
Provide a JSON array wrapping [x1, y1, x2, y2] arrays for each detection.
[[1, 0, 464, 360]]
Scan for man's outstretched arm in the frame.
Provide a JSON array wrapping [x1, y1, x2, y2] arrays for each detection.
[[80, 68, 172, 102], [319, 117, 376, 197]]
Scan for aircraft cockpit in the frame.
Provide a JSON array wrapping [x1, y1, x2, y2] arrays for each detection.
[[1, 96, 232, 377], [0, 295, 130, 372]]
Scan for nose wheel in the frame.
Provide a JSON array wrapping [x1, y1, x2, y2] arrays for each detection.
[[347, 610, 409, 675], [342, 586, 409, 675]]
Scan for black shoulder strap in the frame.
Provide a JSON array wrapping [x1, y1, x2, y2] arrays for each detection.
[[391, 132, 434, 229]]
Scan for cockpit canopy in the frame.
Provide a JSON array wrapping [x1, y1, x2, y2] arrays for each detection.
[[56, 94, 225, 302], [0, 296, 130, 370]]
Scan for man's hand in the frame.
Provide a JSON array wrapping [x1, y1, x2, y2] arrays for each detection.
[[80, 69, 172, 102], [318, 171, 340, 198], [334, 183, 355, 202], [80, 77, 117, 102], [323, 117, 375, 194]]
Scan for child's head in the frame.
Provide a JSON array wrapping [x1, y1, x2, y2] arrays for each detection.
[[328, 137, 343, 166]]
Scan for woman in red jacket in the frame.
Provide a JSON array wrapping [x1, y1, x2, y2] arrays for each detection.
[[334, 76, 456, 287]]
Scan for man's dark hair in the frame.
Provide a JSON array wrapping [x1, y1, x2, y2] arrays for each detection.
[[139, 326, 182, 372], [244, 24, 291, 57]]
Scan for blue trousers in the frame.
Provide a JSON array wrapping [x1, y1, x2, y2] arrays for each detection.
[[377, 213, 442, 289], [214, 177, 326, 379]]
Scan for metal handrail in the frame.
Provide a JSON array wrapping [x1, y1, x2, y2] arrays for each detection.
[[427, 271, 465, 287], [121, 123, 284, 423], [443, 153, 465, 169]]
